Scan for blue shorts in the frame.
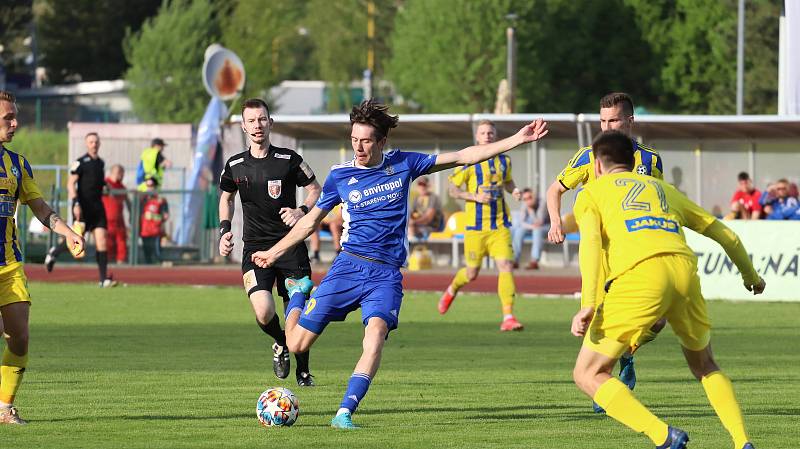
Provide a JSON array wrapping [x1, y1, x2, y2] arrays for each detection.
[[298, 252, 404, 335]]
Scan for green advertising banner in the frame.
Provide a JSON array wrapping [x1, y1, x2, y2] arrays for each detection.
[[685, 221, 799, 301]]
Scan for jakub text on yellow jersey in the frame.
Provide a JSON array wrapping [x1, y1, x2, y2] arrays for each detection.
[[449, 155, 512, 231], [573, 172, 716, 284], [557, 141, 663, 190], [0, 146, 43, 265]]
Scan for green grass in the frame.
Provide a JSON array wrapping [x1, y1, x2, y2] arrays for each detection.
[[3, 282, 799, 448]]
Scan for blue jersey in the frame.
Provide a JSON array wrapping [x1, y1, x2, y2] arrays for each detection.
[[316, 149, 437, 266]]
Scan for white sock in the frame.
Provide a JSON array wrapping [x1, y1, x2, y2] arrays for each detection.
[[0, 401, 10, 409], [336, 407, 351, 417], [503, 314, 514, 321]]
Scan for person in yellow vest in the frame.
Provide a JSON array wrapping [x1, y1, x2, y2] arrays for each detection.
[[137, 138, 172, 191]]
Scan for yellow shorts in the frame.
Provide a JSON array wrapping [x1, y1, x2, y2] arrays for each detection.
[[583, 254, 710, 358], [464, 228, 514, 268], [0, 262, 31, 308]]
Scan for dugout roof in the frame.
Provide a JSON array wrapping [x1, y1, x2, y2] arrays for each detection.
[[270, 113, 800, 141]]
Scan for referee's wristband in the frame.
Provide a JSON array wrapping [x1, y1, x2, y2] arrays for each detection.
[[299, 205, 309, 215], [219, 220, 232, 235]]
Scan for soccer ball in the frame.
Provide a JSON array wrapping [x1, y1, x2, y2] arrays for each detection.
[[256, 387, 299, 427]]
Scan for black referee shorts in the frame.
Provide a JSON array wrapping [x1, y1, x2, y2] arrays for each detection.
[[80, 202, 107, 232], [241, 242, 311, 299]]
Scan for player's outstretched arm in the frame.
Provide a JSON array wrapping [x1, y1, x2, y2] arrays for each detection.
[[27, 197, 85, 256], [546, 180, 568, 243], [252, 206, 327, 268], [701, 220, 765, 294], [429, 119, 548, 173]]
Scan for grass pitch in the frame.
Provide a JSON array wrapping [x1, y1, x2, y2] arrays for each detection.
[[2, 282, 798, 448]]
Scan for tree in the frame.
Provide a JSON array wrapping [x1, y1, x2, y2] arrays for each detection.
[[0, 0, 34, 81], [303, 0, 398, 112], [388, 0, 657, 113], [124, 0, 220, 123], [221, 1, 316, 102], [36, 0, 161, 83], [626, 0, 780, 114], [388, 0, 512, 113], [516, 0, 659, 113]]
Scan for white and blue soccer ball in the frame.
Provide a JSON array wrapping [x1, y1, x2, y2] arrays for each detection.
[[257, 387, 299, 427]]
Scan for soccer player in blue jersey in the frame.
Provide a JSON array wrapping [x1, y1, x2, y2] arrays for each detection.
[[251, 100, 549, 429]]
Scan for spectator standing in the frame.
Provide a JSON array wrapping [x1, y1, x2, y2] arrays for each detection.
[[137, 138, 172, 191], [408, 176, 444, 240], [139, 178, 169, 263], [511, 188, 549, 269], [102, 164, 130, 263], [726, 172, 762, 219]]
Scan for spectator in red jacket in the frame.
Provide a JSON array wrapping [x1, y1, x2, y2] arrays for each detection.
[[102, 164, 130, 263], [727, 172, 762, 220], [140, 177, 169, 264]]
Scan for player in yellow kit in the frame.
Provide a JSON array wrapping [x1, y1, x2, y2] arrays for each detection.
[[0, 90, 85, 424], [438, 120, 524, 331], [570, 131, 763, 449], [546, 93, 666, 407]]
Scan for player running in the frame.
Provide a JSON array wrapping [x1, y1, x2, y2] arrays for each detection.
[[438, 119, 524, 331], [251, 100, 549, 429], [218, 98, 321, 386], [45, 132, 117, 287], [570, 130, 763, 449], [546, 93, 666, 407], [0, 90, 85, 424]]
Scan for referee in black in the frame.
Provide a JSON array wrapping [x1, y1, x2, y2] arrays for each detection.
[[46, 132, 116, 287], [219, 98, 320, 386]]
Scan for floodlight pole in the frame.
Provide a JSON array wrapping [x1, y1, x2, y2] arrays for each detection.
[[506, 13, 518, 113], [736, 0, 745, 115]]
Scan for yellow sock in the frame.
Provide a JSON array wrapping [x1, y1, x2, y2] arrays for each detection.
[[702, 371, 749, 448], [0, 347, 28, 405], [594, 377, 668, 445], [498, 271, 515, 316], [450, 268, 470, 294]]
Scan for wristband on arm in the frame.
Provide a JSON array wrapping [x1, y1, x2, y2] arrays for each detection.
[[299, 205, 309, 214], [219, 220, 232, 236]]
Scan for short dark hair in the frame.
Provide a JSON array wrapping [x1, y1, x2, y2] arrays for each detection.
[[522, 187, 533, 194], [85, 132, 99, 139], [350, 99, 398, 141], [146, 176, 159, 187], [241, 98, 270, 118], [599, 92, 634, 117], [0, 90, 16, 104], [737, 172, 750, 181], [592, 130, 635, 170]]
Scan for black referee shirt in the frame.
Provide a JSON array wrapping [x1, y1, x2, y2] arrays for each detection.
[[220, 145, 316, 248], [70, 153, 106, 202]]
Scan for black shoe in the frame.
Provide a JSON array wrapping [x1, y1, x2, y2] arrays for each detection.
[[271, 343, 290, 379], [45, 248, 56, 273], [296, 371, 315, 387]]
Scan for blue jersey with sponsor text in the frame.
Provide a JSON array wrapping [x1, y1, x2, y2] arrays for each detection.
[[316, 150, 436, 267]]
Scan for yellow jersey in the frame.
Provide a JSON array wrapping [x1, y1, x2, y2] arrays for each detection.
[[0, 146, 43, 266], [449, 155, 512, 232], [574, 172, 762, 308], [557, 141, 663, 190]]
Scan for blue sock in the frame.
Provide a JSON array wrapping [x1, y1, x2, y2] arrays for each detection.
[[285, 291, 307, 320], [339, 373, 372, 413]]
